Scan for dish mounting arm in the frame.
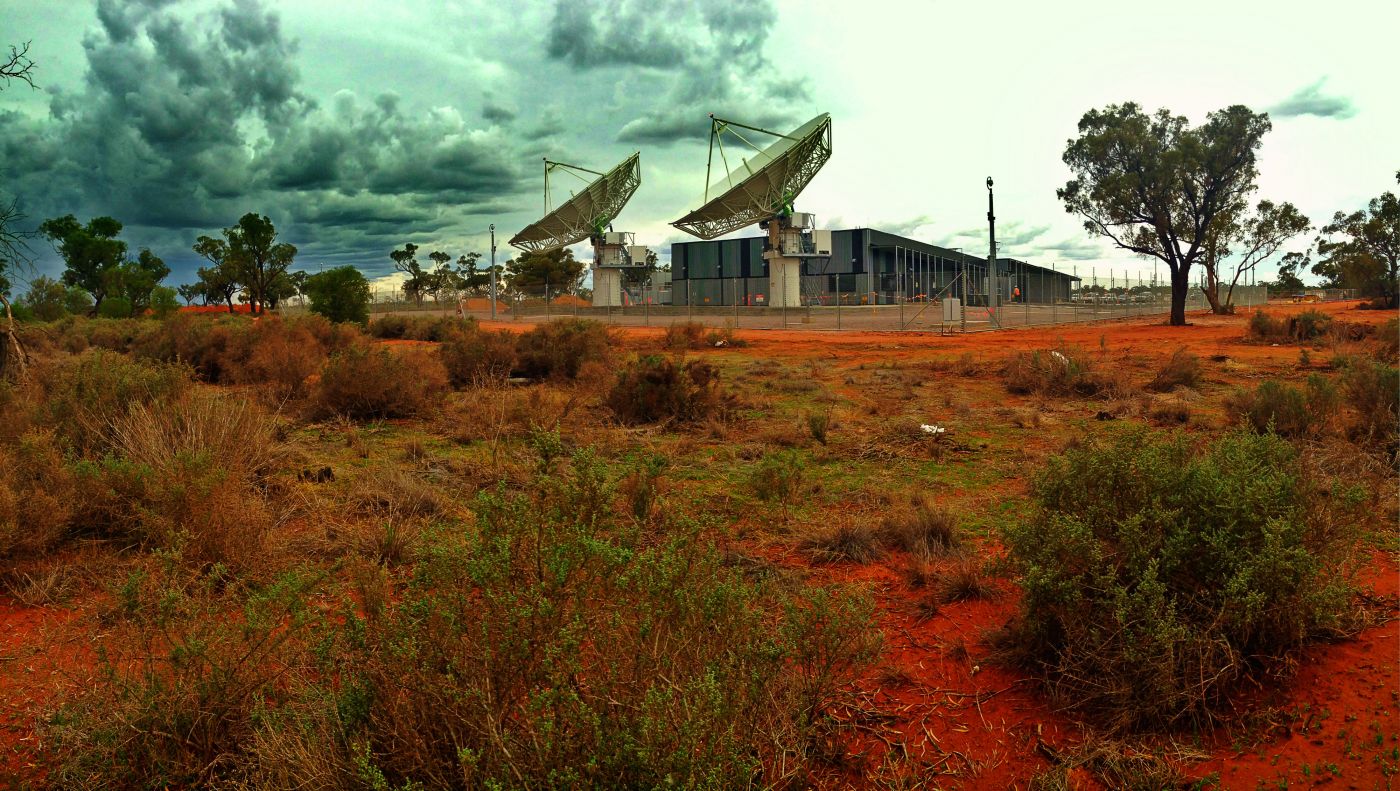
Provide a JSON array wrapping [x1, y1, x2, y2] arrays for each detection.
[[703, 114, 799, 203], [543, 158, 605, 216]]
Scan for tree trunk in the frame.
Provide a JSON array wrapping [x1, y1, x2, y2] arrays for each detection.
[[0, 294, 29, 384], [1169, 268, 1190, 326]]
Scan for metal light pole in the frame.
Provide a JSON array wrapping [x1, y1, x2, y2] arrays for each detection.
[[489, 224, 498, 320], [986, 177, 998, 323]]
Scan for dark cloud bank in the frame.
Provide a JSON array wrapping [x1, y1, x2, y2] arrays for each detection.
[[2, 0, 810, 284], [3, 0, 526, 281], [546, 0, 810, 146]]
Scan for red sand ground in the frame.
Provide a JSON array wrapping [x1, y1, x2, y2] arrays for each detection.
[[1, 300, 1395, 788]]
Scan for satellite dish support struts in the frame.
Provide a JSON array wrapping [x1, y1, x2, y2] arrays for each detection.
[[509, 153, 651, 308], [672, 113, 833, 309]]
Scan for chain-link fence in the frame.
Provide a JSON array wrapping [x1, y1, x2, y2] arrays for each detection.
[[349, 263, 1324, 333], [488, 272, 1272, 332]]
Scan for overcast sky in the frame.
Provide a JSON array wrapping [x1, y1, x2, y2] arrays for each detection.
[[2, 0, 1396, 291]]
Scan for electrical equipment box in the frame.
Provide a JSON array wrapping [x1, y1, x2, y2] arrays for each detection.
[[789, 212, 815, 229], [603, 231, 627, 245], [810, 229, 832, 256], [942, 297, 961, 322], [626, 246, 650, 266]]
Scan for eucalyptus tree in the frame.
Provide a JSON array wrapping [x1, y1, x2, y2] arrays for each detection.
[[1058, 103, 1271, 325]]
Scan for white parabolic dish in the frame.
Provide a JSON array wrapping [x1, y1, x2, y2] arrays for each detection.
[[509, 152, 641, 253], [671, 113, 832, 240]]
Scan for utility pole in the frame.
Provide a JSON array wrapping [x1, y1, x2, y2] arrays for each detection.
[[489, 224, 498, 320], [986, 177, 998, 322]]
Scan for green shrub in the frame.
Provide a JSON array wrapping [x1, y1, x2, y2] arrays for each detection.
[[64, 286, 93, 316], [76, 317, 156, 352], [312, 346, 448, 419], [1340, 359, 1399, 444], [749, 449, 805, 505], [20, 275, 70, 322], [438, 325, 517, 387], [1001, 428, 1363, 731], [515, 318, 612, 380], [148, 286, 180, 319], [49, 566, 322, 789], [1246, 310, 1286, 341], [304, 265, 370, 325], [248, 453, 874, 788], [98, 296, 134, 319], [1289, 309, 1331, 341], [1225, 375, 1337, 437], [605, 354, 724, 425], [1246, 310, 1332, 343]]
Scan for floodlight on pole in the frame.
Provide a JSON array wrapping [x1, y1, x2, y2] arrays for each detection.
[[489, 224, 497, 320], [986, 177, 999, 322]]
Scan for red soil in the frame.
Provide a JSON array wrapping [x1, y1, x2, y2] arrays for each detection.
[[2, 299, 1394, 788]]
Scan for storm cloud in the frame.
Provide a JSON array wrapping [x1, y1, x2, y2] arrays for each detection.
[[1, 0, 528, 282], [543, 0, 811, 146]]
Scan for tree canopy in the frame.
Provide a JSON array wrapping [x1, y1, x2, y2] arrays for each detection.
[[38, 214, 130, 314], [1315, 177, 1399, 308], [1058, 103, 1271, 325], [305, 265, 370, 325], [505, 248, 585, 295], [1200, 199, 1309, 313], [224, 213, 296, 315]]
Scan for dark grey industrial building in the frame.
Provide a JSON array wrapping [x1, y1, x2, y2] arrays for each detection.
[[670, 228, 1078, 307]]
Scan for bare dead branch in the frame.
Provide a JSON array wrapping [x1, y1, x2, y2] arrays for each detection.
[[0, 41, 36, 90]]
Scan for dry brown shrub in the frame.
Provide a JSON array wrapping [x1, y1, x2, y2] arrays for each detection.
[[879, 494, 962, 559], [515, 318, 614, 380], [346, 466, 447, 521], [605, 355, 726, 426], [1002, 346, 1127, 399], [0, 429, 77, 559], [799, 519, 883, 564], [663, 321, 706, 350], [312, 345, 448, 419], [92, 391, 282, 571], [1146, 348, 1201, 392], [439, 326, 517, 387], [937, 554, 998, 603], [1148, 400, 1192, 425], [234, 320, 331, 399]]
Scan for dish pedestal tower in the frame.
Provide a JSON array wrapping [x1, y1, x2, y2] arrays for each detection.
[[760, 212, 831, 308], [590, 232, 649, 307]]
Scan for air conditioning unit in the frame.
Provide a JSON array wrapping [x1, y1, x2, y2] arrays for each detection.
[[603, 231, 627, 245], [810, 229, 832, 256], [626, 246, 650, 266], [789, 212, 815, 229]]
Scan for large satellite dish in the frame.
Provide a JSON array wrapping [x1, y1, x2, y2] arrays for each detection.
[[509, 152, 641, 253], [672, 113, 832, 240]]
